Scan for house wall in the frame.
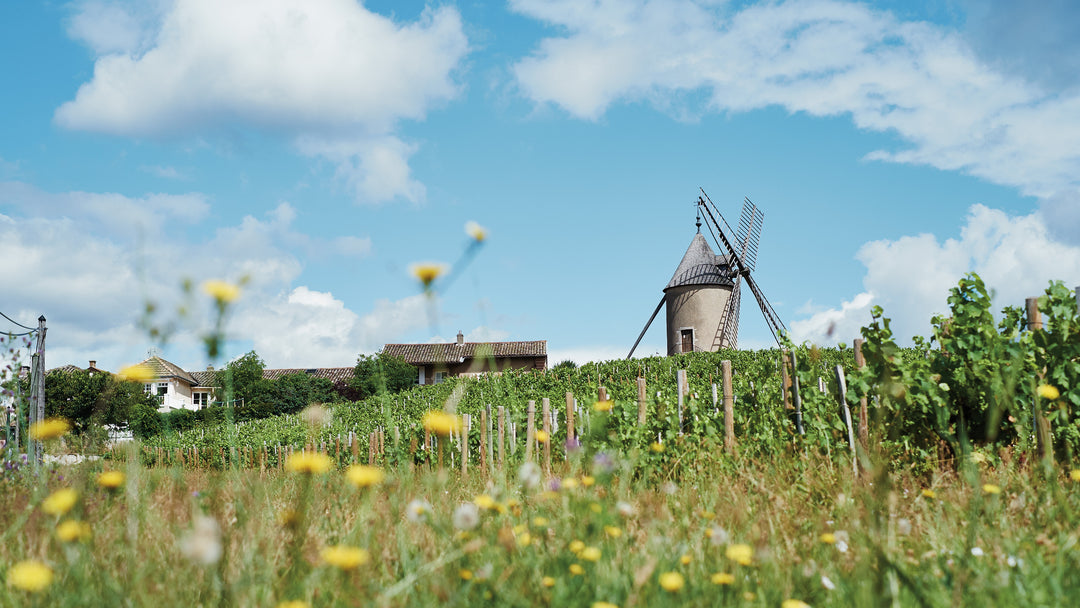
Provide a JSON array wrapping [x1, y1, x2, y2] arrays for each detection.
[[416, 356, 547, 385]]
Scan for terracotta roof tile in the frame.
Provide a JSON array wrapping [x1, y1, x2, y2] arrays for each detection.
[[383, 341, 547, 365], [262, 368, 355, 383]]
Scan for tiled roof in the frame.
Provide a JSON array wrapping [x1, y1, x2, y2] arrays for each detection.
[[665, 232, 734, 290], [47, 364, 85, 374], [140, 356, 197, 385], [383, 341, 547, 365], [262, 368, 355, 383], [190, 371, 219, 387]]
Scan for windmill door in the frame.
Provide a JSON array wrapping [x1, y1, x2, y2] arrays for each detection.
[[680, 328, 694, 353]]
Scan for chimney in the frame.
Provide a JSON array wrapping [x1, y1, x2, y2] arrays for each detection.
[[456, 330, 464, 345], [207, 365, 215, 371], [89, 360, 96, 369]]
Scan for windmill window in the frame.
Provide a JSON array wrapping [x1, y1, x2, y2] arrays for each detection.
[[680, 328, 694, 353]]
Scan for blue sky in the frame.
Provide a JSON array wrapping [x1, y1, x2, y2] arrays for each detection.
[[1, 0, 1078, 373]]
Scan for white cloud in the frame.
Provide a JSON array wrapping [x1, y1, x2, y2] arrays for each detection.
[[791, 205, 1080, 345], [57, 0, 469, 203], [140, 165, 185, 180]]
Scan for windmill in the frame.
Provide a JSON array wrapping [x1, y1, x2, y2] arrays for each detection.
[[626, 188, 785, 358]]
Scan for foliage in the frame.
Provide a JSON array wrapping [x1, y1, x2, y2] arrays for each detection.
[[351, 351, 416, 400], [43, 370, 159, 437], [223, 350, 265, 405]]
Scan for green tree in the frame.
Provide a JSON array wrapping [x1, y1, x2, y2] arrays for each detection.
[[224, 350, 265, 405], [352, 352, 416, 400]]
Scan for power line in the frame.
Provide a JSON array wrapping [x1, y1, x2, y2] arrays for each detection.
[[0, 311, 37, 332]]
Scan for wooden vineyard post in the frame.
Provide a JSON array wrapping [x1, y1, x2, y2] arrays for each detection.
[[1027, 297, 1053, 465], [786, 351, 805, 435], [834, 364, 857, 475], [461, 414, 470, 478], [637, 378, 648, 426], [722, 360, 735, 454], [781, 349, 793, 414], [497, 406, 506, 470], [542, 398, 552, 476], [351, 433, 359, 463], [526, 400, 536, 462], [676, 369, 688, 433], [479, 409, 488, 476], [598, 386, 608, 402], [566, 392, 575, 446], [853, 339, 869, 448]]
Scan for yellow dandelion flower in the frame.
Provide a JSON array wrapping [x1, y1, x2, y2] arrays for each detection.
[[56, 520, 91, 543], [410, 262, 448, 288], [593, 603, 619, 608], [97, 470, 125, 489], [532, 517, 550, 527], [581, 475, 596, 487], [535, 429, 550, 443], [659, 571, 685, 592], [680, 554, 692, 565], [513, 523, 528, 535], [518, 532, 532, 547], [202, 279, 241, 303], [580, 546, 601, 562], [711, 572, 735, 585], [594, 400, 613, 413], [743, 592, 757, 601], [42, 488, 78, 516], [562, 477, 580, 490], [278, 509, 300, 529], [460, 569, 473, 581], [7, 560, 53, 593], [320, 545, 370, 570], [1070, 470, 1080, 482], [276, 601, 310, 608], [474, 494, 496, 510], [422, 410, 461, 436], [285, 452, 333, 474], [28, 418, 71, 441], [589, 502, 602, 514], [650, 442, 665, 453], [1037, 384, 1060, 401], [465, 221, 487, 243], [726, 543, 753, 566], [921, 489, 936, 499], [782, 600, 811, 608], [699, 510, 716, 520], [604, 525, 622, 538], [569, 540, 585, 554], [820, 532, 836, 544], [346, 465, 385, 488], [118, 363, 156, 384], [569, 563, 584, 576], [982, 484, 1001, 495], [542, 576, 556, 588]]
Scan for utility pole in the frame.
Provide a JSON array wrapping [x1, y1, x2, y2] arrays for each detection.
[[28, 316, 46, 466]]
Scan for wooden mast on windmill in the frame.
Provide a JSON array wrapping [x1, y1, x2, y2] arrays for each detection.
[[627, 189, 784, 358]]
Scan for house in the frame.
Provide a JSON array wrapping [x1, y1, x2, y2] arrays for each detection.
[[383, 331, 547, 385]]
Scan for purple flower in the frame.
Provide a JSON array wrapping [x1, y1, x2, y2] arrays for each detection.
[[565, 437, 581, 454], [592, 452, 616, 475], [548, 478, 562, 492]]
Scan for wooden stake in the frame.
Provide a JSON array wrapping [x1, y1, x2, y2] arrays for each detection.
[[853, 338, 869, 448], [790, 351, 805, 435], [497, 406, 505, 469], [1026, 297, 1043, 331], [598, 386, 608, 402], [722, 360, 735, 454], [461, 414, 469, 477], [479, 409, 488, 475], [676, 369, 687, 433], [542, 397, 552, 476], [566, 391, 575, 445], [1027, 297, 1053, 465], [637, 377, 648, 426], [835, 364, 857, 475], [526, 400, 536, 462]]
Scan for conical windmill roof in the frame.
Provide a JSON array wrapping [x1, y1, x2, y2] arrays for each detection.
[[664, 233, 734, 291]]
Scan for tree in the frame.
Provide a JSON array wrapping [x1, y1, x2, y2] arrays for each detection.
[[352, 352, 416, 400], [223, 350, 265, 405]]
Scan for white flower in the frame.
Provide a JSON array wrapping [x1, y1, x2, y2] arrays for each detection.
[[616, 501, 636, 518], [452, 503, 480, 531], [971, 547, 984, 557], [661, 481, 678, 495], [821, 575, 836, 590], [835, 539, 849, 553], [406, 498, 432, 523], [475, 563, 494, 581], [517, 462, 542, 489], [179, 516, 222, 565], [897, 518, 912, 536], [708, 525, 730, 546]]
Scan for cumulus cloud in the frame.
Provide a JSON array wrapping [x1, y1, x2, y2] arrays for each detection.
[[790, 205, 1080, 345], [57, 0, 470, 203]]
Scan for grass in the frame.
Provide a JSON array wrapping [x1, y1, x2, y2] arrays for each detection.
[[1, 439, 1079, 607]]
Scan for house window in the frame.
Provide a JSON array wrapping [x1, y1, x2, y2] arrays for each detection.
[[434, 371, 445, 384], [156, 383, 169, 396], [680, 328, 694, 353], [144, 383, 153, 395], [193, 393, 210, 409]]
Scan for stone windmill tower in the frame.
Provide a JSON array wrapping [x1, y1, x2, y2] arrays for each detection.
[[627, 190, 784, 357]]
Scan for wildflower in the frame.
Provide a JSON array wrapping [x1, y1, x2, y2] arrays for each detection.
[[594, 400, 613, 412], [581, 475, 596, 487], [474, 494, 496, 510], [821, 574, 836, 590], [589, 502, 602, 513], [475, 563, 494, 580], [179, 516, 223, 565], [321, 545, 370, 570], [897, 518, 912, 536], [1071, 470, 1080, 482], [56, 520, 91, 542], [921, 489, 936, 499], [202, 279, 241, 303], [562, 477, 580, 490], [518, 462, 542, 489], [1037, 384, 1060, 401], [580, 546, 602, 562], [680, 554, 692, 565], [465, 221, 487, 243], [7, 560, 53, 592], [708, 525, 730, 546], [569, 563, 584, 575], [569, 540, 585, 554], [535, 430, 549, 443], [346, 465, 385, 488], [593, 603, 619, 608], [604, 525, 622, 538], [118, 363, 155, 384], [42, 488, 78, 516], [410, 263, 448, 289], [542, 576, 556, 588], [711, 572, 735, 585], [97, 470, 125, 489], [278, 509, 300, 529], [970, 547, 984, 557], [422, 410, 461, 436], [658, 571, 685, 592], [593, 452, 616, 474], [285, 452, 332, 474], [300, 404, 331, 427], [982, 484, 1001, 495], [406, 498, 432, 523], [453, 503, 481, 531], [29, 418, 70, 441], [276, 601, 310, 608], [616, 501, 636, 517], [726, 543, 753, 566], [835, 539, 849, 553], [699, 510, 716, 520], [650, 441, 664, 453], [782, 600, 811, 608], [517, 532, 532, 547], [459, 569, 473, 581], [820, 532, 836, 544]]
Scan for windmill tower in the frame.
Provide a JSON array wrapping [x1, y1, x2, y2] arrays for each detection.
[[627, 189, 784, 358]]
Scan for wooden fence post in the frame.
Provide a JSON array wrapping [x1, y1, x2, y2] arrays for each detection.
[[497, 406, 505, 470], [542, 397, 552, 475], [781, 349, 793, 414], [676, 369, 688, 433], [526, 400, 536, 462], [637, 377, 648, 426], [853, 339, 869, 448], [1027, 297, 1053, 465], [461, 414, 470, 478], [789, 351, 805, 435], [566, 391, 575, 445], [722, 360, 735, 454], [598, 386, 608, 402], [479, 409, 488, 476]]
